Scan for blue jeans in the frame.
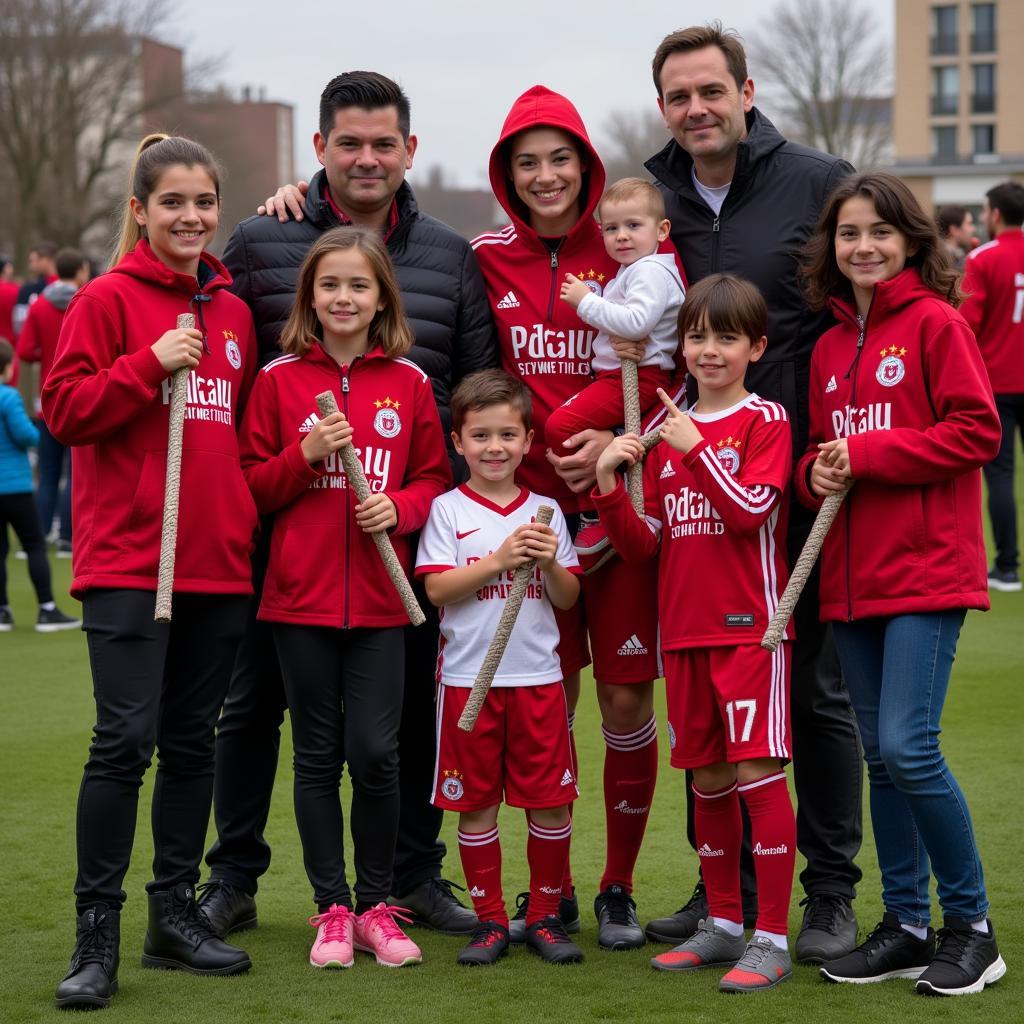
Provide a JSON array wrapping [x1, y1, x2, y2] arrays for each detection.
[[36, 418, 71, 542], [833, 611, 988, 926]]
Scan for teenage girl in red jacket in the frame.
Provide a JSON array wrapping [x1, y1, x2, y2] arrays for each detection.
[[239, 226, 449, 970], [797, 172, 1005, 996], [45, 135, 259, 1010]]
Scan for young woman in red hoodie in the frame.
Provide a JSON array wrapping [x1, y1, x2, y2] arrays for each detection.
[[43, 135, 260, 1009], [469, 86, 676, 952], [239, 226, 449, 970], [797, 172, 1005, 996]]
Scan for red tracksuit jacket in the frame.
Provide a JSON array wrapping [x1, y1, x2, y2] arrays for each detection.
[[42, 241, 259, 598], [795, 268, 1000, 621], [960, 227, 1024, 394], [241, 343, 451, 629]]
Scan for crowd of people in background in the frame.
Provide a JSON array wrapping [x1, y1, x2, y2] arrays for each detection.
[[0, 18, 1018, 1016]]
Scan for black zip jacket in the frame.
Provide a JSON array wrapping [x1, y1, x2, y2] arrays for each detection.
[[645, 108, 853, 454], [221, 170, 498, 454]]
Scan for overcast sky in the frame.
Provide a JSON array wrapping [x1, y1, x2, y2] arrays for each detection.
[[169, 0, 893, 189]]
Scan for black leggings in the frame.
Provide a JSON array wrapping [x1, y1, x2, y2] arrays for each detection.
[[273, 624, 404, 911], [0, 491, 53, 606], [75, 590, 247, 912]]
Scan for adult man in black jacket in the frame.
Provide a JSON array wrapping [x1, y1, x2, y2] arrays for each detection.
[[199, 71, 496, 937], [641, 24, 863, 965]]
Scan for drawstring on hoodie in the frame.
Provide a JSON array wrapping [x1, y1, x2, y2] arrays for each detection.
[[190, 293, 212, 353]]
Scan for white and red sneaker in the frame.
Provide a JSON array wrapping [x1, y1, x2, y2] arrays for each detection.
[[308, 904, 354, 968], [354, 904, 422, 967], [574, 515, 615, 575]]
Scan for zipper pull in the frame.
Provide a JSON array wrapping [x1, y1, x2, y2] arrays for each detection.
[[712, 217, 720, 233], [341, 365, 350, 393], [550, 249, 559, 269], [855, 314, 866, 348]]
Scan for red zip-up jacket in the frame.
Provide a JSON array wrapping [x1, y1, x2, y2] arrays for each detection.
[[16, 282, 75, 398], [795, 268, 1000, 621], [241, 343, 451, 628], [42, 241, 259, 598], [960, 227, 1024, 394]]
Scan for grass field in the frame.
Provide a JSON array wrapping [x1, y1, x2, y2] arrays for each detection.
[[1, 519, 1021, 1023]]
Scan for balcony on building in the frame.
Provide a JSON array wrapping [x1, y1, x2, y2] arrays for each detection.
[[930, 32, 959, 55], [931, 94, 959, 115]]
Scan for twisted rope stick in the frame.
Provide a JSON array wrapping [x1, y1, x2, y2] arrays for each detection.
[[761, 490, 849, 652], [457, 504, 555, 732], [154, 313, 194, 622], [621, 359, 643, 516], [315, 391, 426, 626]]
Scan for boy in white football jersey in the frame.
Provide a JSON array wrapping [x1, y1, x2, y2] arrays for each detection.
[[415, 369, 582, 967]]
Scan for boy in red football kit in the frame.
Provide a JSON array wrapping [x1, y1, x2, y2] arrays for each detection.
[[416, 369, 583, 967], [594, 274, 797, 993]]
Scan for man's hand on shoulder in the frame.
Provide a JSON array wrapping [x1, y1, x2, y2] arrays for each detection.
[[259, 181, 310, 222]]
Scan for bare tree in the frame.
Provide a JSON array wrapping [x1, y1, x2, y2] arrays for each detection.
[[0, 0, 177, 267], [752, 0, 892, 169], [598, 109, 670, 185]]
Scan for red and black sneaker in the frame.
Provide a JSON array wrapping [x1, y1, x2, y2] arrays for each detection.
[[457, 920, 510, 966], [525, 916, 584, 964]]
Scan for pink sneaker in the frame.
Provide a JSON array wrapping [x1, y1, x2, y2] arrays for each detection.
[[354, 904, 422, 967], [308, 904, 354, 968]]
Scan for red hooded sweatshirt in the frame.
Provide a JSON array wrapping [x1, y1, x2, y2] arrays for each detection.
[[42, 240, 259, 598], [960, 227, 1024, 394], [471, 86, 627, 514], [241, 343, 451, 629], [795, 268, 1000, 621]]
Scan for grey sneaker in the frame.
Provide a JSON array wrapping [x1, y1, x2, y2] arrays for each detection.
[[594, 885, 645, 951], [795, 893, 858, 964], [719, 936, 793, 992], [650, 917, 746, 972]]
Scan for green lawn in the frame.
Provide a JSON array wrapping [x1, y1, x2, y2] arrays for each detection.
[[1, 530, 1020, 1023]]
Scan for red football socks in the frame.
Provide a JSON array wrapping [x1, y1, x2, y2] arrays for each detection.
[[561, 713, 578, 898], [600, 716, 658, 893], [693, 781, 743, 926], [527, 817, 572, 924], [738, 771, 796, 936], [457, 825, 507, 928]]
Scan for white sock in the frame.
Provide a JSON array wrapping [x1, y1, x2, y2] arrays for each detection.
[[40, 601, 56, 611], [901, 922, 928, 941], [753, 928, 788, 951], [970, 919, 990, 935], [713, 916, 744, 937]]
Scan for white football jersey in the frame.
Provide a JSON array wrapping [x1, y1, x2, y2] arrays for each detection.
[[415, 485, 580, 687]]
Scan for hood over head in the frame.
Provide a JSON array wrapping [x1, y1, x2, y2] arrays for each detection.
[[488, 85, 605, 246]]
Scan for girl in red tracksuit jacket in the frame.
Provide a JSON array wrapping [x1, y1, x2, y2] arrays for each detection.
[[797, 172, 1005, 996], [471, 85, 679, 946], [44, 135, 259, 1010], [240, 226, 449, 969]]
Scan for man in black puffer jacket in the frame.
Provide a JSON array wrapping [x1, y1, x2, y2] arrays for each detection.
[[199, 72, 496, 939]]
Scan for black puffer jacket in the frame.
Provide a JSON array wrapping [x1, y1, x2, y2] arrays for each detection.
[[221, 170, 498, 447], [645, 108, 853, 454]]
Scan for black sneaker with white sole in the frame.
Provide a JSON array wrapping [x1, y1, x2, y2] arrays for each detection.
[[594, 885, 645, 950], [988, 567, 1022, 592], [509, 888, 580, 943], [525, 916, 584, 964], [820, 912, 934, 984], [36, 606, 82, 632], [915, 918, 1006, 996], [0, 605, 13, 631]]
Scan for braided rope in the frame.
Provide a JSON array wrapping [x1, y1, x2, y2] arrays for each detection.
[[761, 490, 848, 652], [154, 313, 194, 622], [315, 391, 426, 626], [621, 358, 643, 516], [457, 504, 555, 732]]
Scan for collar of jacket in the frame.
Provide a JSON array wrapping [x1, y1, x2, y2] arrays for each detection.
[[827, 267, 941, 331], [303, 170, 418, 246], [644, 107, 787, 202]]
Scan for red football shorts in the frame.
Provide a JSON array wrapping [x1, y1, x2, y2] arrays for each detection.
[[662, 643, 791, 768], [432, 682, 579, 811]]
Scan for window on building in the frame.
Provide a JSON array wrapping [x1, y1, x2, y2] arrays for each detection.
[[931, 5, 958, 55], [971, 4, 997, 52], [972, 64, 996, 112], [972, 123, 996, 155], [932, 125, 958, 161], [932, 66, 960, 115]]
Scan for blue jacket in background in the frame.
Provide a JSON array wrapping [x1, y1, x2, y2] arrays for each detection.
[[0, 382, 38, 495]]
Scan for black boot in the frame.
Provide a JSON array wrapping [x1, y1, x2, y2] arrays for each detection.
[[142, 883, 251, 975], [55, 904, 120, 1010]]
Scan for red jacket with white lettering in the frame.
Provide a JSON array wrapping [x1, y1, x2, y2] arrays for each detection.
[[241, 343, 451, 628], [794, 268, 1000, 621], [960, 227, 1024, 394], [41, 240, 259, 598]]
